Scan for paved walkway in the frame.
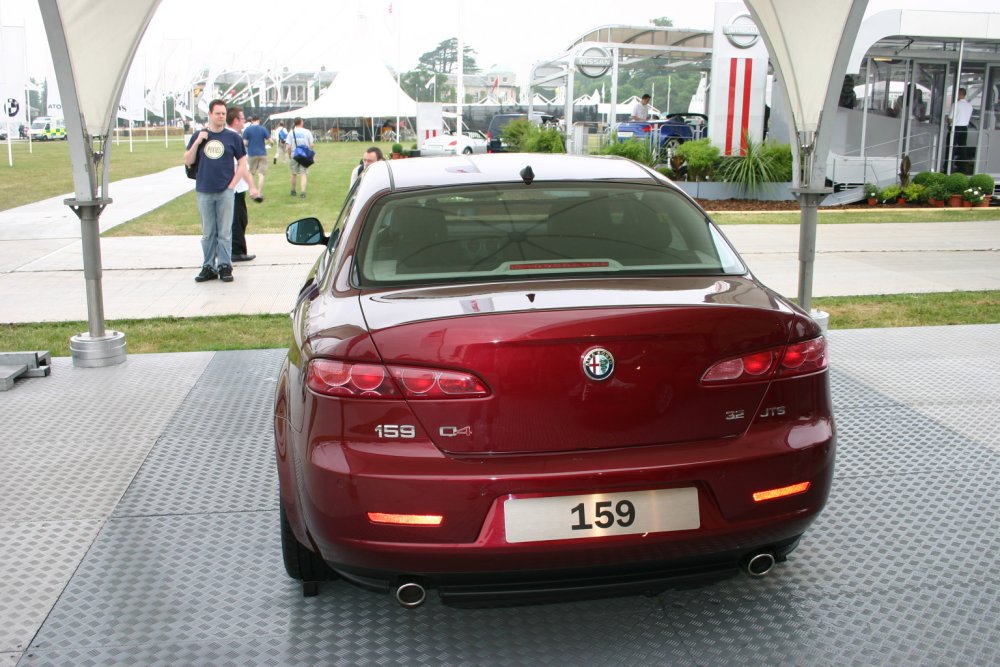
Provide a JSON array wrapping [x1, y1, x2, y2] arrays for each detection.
[[0, 168, 998, 323]]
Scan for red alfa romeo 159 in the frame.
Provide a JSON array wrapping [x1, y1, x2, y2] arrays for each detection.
[[274, 153, 834, 607]]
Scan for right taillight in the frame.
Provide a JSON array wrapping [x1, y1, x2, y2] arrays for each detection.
[[776, 337, 828, 377], [307, 359, 490, 399], [701, 336, 827, 385]]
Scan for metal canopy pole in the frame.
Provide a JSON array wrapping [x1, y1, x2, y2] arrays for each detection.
[[38, 0, 127, 367]]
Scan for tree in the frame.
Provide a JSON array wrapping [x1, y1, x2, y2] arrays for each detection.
[[417, 38, 480, 75], [650, 17, 674, 27]]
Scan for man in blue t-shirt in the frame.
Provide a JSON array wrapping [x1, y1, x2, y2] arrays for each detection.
[[183, 99, 257, 283], [242, 116, 270, 195]]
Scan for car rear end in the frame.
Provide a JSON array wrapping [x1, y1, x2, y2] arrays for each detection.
[[283, 156, 834, 604], [485, 113, 524, 153]]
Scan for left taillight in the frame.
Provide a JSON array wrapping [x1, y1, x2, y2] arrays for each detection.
[[701, 336, 827, 385], [307, 359, 490, 399]]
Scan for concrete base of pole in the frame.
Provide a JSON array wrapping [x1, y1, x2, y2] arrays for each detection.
[[810, 309, 830, 335], [70, 331, 127, 368]]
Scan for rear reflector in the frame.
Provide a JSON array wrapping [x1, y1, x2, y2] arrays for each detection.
[[752, 481, 811, 502], [367, 512, 444, 526]]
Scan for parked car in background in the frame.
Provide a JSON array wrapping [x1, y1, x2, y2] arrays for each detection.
[[275, 153, 835, 608], [614, 113, 708, 157], [419, 129, 488, 156]]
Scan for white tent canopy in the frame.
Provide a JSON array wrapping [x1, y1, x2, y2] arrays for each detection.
[[271, 60, 417, 120]]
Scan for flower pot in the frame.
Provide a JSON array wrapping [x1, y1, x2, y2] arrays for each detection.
[[962, 200, 972, 208], [948, 194, 964, 207], [867, 197, 877, 206], [929, 198, 945, 208], [897, 197, 907, 206], [975, 200, 988, 207]]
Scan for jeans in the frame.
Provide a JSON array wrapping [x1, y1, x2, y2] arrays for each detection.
[[197, 189, 234, 269]]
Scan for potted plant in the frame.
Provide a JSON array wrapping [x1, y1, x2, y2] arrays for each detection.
[[963, 187, 985, 207], [391, 142, 404, 159], [943, 173, 969, 207], [880, 184, 902, 205], [926, 182, 949, 207], [863, 182, 879, 205], [902, 183, 927, 206], [969, 174, 995, 205]]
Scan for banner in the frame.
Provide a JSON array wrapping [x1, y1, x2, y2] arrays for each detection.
[[0, 26, 28, 126], [118, 57, 146, 122]]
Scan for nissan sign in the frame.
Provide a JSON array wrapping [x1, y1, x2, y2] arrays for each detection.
[[575, 46, 612, 79]]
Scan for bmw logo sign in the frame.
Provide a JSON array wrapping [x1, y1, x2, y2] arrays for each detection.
[[582, 347, 615, 381]]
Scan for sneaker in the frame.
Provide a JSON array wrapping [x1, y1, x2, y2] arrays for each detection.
[[195, 266, 217, 282], [290, 189, 296, 196], [252, 195, 264, 203], [300, 192, 306, 199], [232, 253, 256, 262], [273, 157, 277, 164], [218, 265, 234, 282]]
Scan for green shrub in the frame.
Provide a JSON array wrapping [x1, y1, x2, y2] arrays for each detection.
[[969, 173, 995, 194], [595, 136, 657, 166], [926, 182, 949, 201], [760, 142, 793, 182], [501, 120, 566, 154], [911, 171, 935, 186], [943, 172, 969, 195], [500, 119, 534, 152], [863, 182, 879, 198], [717, 134, 780, 193], [880, 184, 902, 202], [522, 126, 566, 153], [391, 142, 403, 154], [902, 183, 927, 203], [655, 166, 674, 179], [674, 138, 720, 181]]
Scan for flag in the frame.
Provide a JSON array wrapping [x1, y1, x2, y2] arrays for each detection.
[[491, 76, 499, 96], [425, 76, 436, 90], [0, 26, 28, 125], [118, 57, 146, 122]]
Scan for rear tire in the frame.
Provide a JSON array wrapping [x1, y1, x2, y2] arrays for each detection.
[[462, 146, 473, 155], [280, 502, 337, 582]]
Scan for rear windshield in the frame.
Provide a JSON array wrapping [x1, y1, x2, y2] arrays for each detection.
[[355, 183, 745, 286]]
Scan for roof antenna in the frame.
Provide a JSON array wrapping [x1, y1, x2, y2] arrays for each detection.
[[520, 165, 534, 185]]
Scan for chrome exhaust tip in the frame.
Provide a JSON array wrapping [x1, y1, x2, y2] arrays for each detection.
[[394, 581, 427, 608], [745, 552, 777, 577]]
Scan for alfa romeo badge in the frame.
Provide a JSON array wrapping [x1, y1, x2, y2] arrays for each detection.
[[582, 347, 614, 381]]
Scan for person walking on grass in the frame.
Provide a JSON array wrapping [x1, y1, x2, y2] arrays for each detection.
[[286, 117, 314, 198], [243, 115, 270, 197], [183, 99, 257, 284]]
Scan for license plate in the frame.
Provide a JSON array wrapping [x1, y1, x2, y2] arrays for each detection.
[[617, 131, 633, 138], [504, 488, 699, 544]]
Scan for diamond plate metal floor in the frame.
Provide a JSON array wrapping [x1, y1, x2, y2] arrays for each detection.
[[2, 327, 998, 666]]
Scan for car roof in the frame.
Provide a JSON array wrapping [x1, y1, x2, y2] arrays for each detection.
[[374, 153, 658, 191]]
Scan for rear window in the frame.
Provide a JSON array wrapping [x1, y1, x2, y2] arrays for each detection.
[[355, 183, 745, 286]]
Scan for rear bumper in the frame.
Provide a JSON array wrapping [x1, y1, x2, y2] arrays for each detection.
[[286, 419, 835, 584], [340, 535, 803, 606]]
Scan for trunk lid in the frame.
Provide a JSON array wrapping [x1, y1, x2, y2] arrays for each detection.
[[361, 277, 798, 455]]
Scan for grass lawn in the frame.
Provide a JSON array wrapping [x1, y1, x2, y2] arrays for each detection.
[[0, 135, 189, 211]]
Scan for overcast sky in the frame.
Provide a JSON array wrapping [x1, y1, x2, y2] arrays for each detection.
[[2, 0, 998, 86]]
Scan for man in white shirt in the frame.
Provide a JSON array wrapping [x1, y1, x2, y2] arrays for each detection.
[[631, 94, 652, 121], [947, 88, 974, 174]]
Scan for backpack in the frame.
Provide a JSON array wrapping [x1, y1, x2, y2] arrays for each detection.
[[185, 135, 203, 179]]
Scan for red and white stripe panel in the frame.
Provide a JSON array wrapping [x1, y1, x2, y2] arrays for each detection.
[[724, 57, 754, 156]]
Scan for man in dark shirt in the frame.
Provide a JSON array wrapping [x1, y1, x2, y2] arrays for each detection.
[[183, 99, 257, 283]]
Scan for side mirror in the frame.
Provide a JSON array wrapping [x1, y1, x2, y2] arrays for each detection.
[[286, 217, 328, 246]]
